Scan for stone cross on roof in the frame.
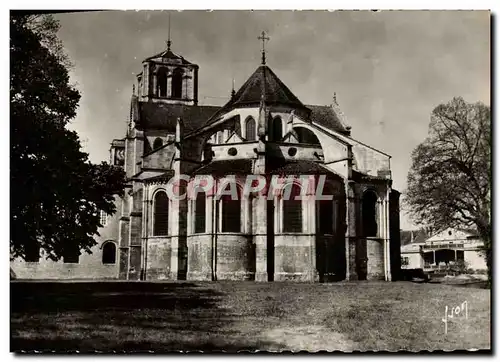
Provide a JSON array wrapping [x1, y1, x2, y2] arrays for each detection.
[[258, 31, 270, 65]]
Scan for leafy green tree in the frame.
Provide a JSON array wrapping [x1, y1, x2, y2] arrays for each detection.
[[406, 97, 491, 282], [10, 13, 126, 262]]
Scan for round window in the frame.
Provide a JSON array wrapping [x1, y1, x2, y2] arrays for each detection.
[[228, 147, 238, 156], [288, 147, 297, 157]]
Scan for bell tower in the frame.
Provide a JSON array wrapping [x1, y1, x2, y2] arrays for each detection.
[[136, 25, 199, 105]]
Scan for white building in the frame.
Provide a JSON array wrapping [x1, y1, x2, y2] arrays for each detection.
[[400, 228, 487, 272]]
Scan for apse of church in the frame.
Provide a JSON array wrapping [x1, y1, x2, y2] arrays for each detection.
[[12, 32, 400, 281], [104, 32, 401, 283]]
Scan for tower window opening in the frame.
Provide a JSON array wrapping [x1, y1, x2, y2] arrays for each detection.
[[157, 68, 168, 97], [172, 68, 183, 99]]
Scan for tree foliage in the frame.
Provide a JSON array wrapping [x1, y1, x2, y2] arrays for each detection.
[[10, 14, 126, 261], [405, 97, 491, 279]]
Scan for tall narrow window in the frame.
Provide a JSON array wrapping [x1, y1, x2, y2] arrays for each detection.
[[154, 191, 169, 236], [171, 68, 183, 99], [245, 117, 256, 141], [153, 137, 163, 150], [194, 190, 206, 233], [220, 185, 241, 232], [362, 190, 378, 237], [283, 183, 302, 232], [102, 242, 117, 264], [157, 68, 168, 97], [100, 210, 108, 226], [272, 117, 283, 142]]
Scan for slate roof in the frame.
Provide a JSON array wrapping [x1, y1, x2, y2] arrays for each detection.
[[137, 103, 220, 133], [144, 48, 193, 65], [308, 105, 350, 135], [267, 160, 338, 176], [143, 170, 175, 183], [231, 65, 306, 109], [203, 65, 309, 127], [192, 159, 253, 176], [400, 229, 431, 246]]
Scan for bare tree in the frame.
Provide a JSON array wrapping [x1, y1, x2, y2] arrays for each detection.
[[405, 97, 491, 280]]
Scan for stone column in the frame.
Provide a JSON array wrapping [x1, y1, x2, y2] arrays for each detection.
[[152, 70, 157, 97], [166, 69, 172, 98], [169, 195, 180, 280], [383, 189, 392, 281], [345, 181, 357, 280], [254, 194, 268, 282], [306, 176, 318, 281]]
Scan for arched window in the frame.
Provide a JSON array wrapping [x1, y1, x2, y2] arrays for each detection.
[[362, 190, 378, 237], [283, 183, 302, 233], [171, 68, 183, 99], [194, 190, 206, 234], [154, 191, 169, 236], [245, 117, 256, 141], [153, 137, 163, 150], [272, 117, 283, 142], [157, 68, 168, 97], [220, 184, 241, 232], [102, 242, 117, 264]]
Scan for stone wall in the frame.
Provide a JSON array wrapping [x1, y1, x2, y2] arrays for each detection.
[[186, 234, 213, 281], [10, 244, 119, 280], [274, 234, 316, 281], [145, 236, 172, 279], [215, 234, 255, 280], [366, 238, 385, 280]]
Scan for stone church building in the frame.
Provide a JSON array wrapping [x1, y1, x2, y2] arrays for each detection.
[[11, 37, 401, 282]]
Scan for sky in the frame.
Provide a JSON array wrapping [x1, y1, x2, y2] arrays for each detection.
[[53, 10, 490, 229]]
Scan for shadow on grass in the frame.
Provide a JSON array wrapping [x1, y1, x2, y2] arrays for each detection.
[[11, 282, 285, 353]]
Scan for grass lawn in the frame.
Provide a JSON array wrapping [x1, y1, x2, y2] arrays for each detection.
[[10, 280, 490, 352]]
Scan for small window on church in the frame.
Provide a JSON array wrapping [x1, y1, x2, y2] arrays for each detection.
[[220, 185, 241, 233], [272, 116, 283, 142], [245, 117, 256, 141], [362, 190, 378, 237], [283, 183, 302, 233], [100, 210, 108, 226], [154, 191, 169, 236], [153, 137, 163, 150], [172, 68, 183, 99], [157, 68, 168, 97], [194, 190, 206, 234], [102, 242, 117, 264]]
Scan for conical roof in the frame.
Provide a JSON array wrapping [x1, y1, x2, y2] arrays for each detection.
[[202, 65, 308, 127], [230, 65, 305, 109]]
